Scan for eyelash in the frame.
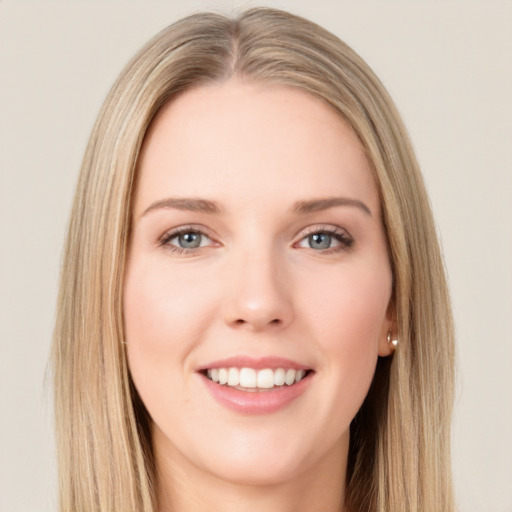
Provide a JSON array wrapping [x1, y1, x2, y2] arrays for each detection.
[[158, 225, 354, 255], [295, 226, 354, 254], [158, 225, 213, 255]]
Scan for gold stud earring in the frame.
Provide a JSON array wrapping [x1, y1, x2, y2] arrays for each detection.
[[387, 330, 398, 349]]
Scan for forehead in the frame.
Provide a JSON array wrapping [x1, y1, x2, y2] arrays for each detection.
[[135, 79, 379, 215]]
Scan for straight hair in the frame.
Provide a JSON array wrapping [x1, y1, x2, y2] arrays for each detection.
[[52, 8, 455, 512]]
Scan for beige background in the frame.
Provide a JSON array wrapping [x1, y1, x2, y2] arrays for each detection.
[[1, 1, 511, 511]]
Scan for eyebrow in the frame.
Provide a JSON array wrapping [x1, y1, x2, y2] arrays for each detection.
[[292, 197, 372, 216], [140, 195, 372, 218], [140, 197, 222, 217]]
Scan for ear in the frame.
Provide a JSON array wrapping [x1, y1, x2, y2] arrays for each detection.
[[378, 300, 396, 357]]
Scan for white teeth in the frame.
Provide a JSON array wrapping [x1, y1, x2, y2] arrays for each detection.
[[218, 368, 228, 385], [205, 367, 309, 389], [227, 367, 240, 386], [285, 369, 296, 385], [239, 368, 257, 387], [274, 368, 285, 386], [257, 368, 275, 389]]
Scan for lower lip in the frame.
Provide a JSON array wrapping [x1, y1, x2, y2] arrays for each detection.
[[200, 373, 313, 415]]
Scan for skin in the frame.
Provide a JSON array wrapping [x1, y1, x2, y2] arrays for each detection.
[[124, 79, 394, 512]]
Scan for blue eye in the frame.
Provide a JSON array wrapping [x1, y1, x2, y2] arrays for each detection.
[[160, 228, 213, 253], [297, 228, 353, 252], [308, 233, 334, 250], [174, 232, 203, 249]]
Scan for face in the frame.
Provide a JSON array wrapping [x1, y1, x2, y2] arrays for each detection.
[[124, 80, 393, 488]]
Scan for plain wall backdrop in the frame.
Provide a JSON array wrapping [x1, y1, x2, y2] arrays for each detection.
[[1, 1, 511, 511]]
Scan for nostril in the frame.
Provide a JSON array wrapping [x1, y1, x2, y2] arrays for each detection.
[[231, 317, 282, 328]]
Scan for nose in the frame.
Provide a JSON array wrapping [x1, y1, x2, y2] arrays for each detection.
[[222, 248, 294, 332]]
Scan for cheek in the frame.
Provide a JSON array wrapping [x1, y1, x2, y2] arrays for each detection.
[[301, 261, 391, 398], [124, 261, 216, 350], [123, 260, 217, 405], [305, 264, 390, 347], [123, 260, 224, 452]]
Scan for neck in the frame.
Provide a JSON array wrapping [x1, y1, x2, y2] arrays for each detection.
[[154, 429, 348, 512]]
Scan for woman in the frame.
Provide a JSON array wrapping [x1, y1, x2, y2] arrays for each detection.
[[52, 7, 455, 512]]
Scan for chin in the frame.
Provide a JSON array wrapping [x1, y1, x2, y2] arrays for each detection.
[[195, 425, 345, 488], [204, 452, 305, 487]]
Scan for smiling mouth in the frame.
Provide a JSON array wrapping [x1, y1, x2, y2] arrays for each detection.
[[201, 367, 313, 392]]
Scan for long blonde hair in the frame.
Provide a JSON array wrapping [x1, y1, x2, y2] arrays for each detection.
[[52, 7, 455, 512]]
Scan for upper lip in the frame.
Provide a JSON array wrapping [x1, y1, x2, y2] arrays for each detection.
[[198, 356, 312, 371]]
